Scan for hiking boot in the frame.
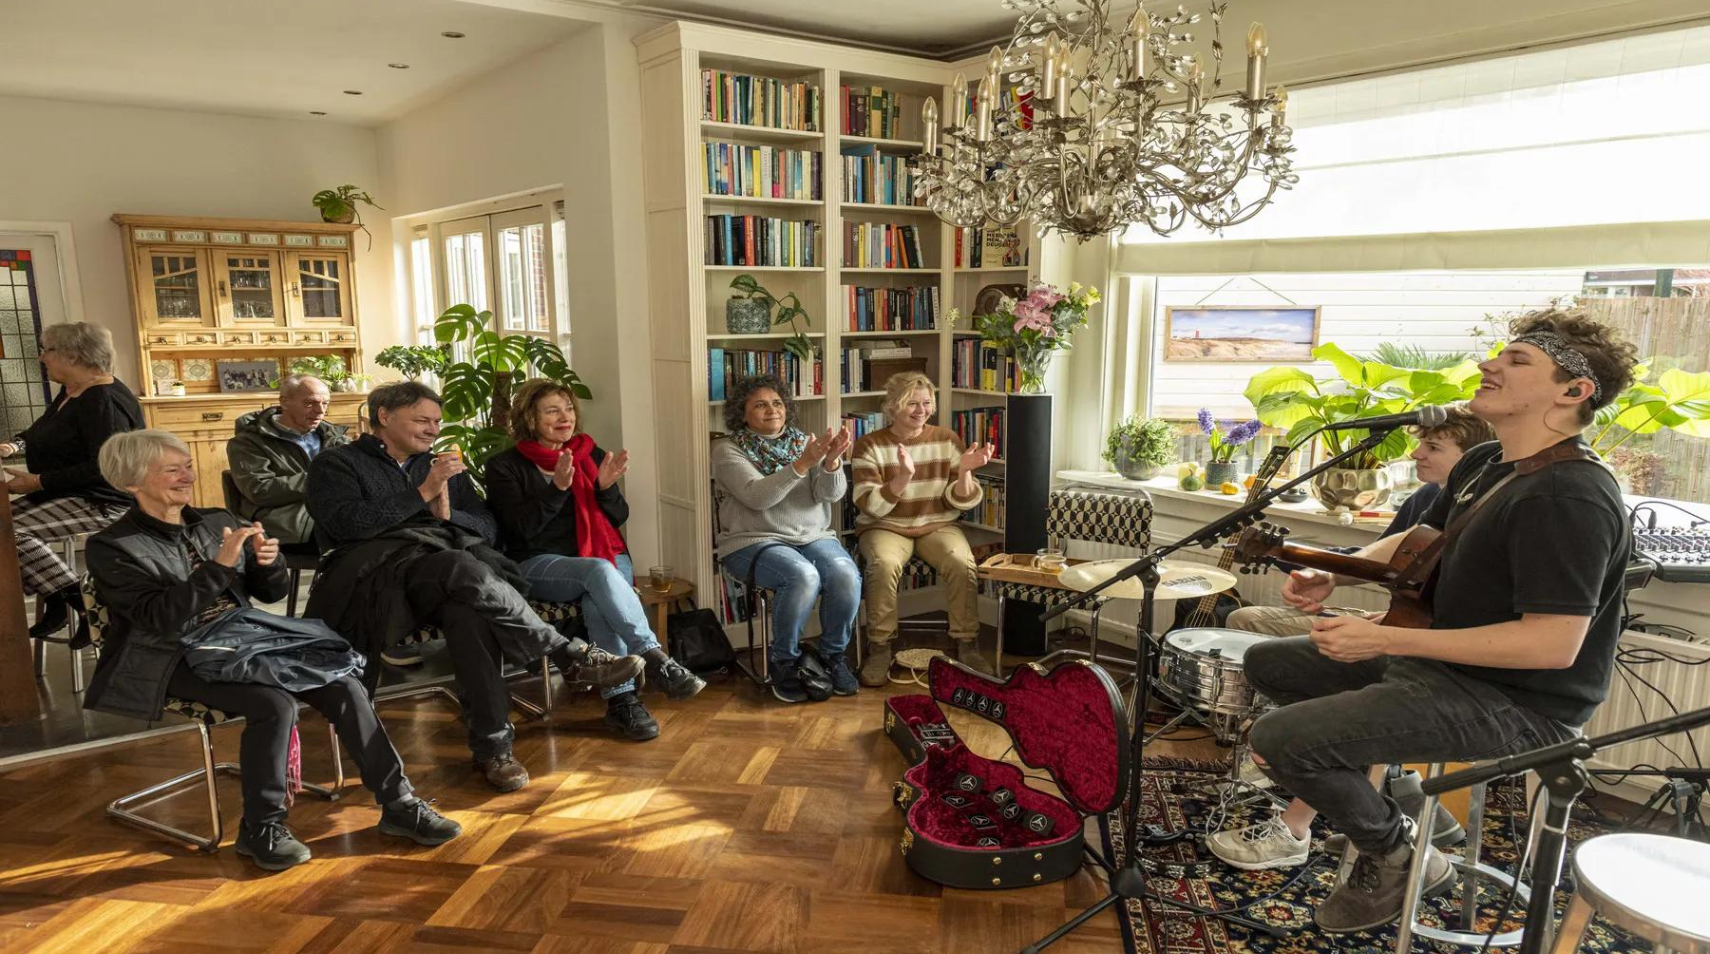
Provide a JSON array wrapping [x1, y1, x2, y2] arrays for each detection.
[[235, 820, 312, 872], [817, 648, 859, 696], [604, 692, 661, 741], [859, 643, 893, 687], [474, 752, 530, 792], [1207, 815, 1311, 871], [647, 655, 706, 700], [550, 639, 646, 689], [1316, 821, 1455, 934], [953, 637, 993, 675], [378, 796, 463, 846], [1391, 772, 1467, 847], [1324, 798, 1464, 856], [380, 640, 425, 667]]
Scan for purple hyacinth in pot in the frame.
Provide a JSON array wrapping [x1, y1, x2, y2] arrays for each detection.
[[1200, 410, 1261, 488]]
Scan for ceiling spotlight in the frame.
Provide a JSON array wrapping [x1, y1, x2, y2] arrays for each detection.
[[388, 62, 410, 69], [440, 31, 465, 38], [309, 110, 327, 116], [343, 90, 363, 95]]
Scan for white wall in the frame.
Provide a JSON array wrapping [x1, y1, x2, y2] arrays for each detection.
[[377, 20, 662, 566], [0, 96, 394, 382]]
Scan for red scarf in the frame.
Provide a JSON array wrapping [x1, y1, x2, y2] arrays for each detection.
[[516, 435, 627, 565]]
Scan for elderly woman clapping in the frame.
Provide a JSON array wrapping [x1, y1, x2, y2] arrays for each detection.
[[83, 430, 461, 872]]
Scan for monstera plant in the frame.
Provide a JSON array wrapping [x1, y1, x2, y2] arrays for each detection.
[[1590, 365, 1710, 453], [432, 303, 590, 476]]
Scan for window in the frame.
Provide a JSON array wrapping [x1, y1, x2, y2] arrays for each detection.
[[403, 195, 568, 344], [409, 232, 435, 341]]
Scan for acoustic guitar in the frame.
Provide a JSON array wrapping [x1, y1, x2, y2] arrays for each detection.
[[1227, 521, 1442, 629]]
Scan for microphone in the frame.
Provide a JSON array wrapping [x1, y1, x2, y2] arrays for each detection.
[[1321, 405, 1448, 432]]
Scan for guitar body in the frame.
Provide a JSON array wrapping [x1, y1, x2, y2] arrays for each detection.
[[1231, 523, 1442, 629]]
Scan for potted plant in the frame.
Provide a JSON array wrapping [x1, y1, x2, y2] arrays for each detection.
[[1244, 343, 1481, 510], [288, 354, 350, 390], [1589, 364, 1710, 453], [311, 184, 384, 249], [1103, 415, 1176, 480], [375, 344, 451, 381], [1198, 410, 1261, 488], [433, 303, 591, 478], [727, 275, 815, 360], [950, 282, 1098, 394]]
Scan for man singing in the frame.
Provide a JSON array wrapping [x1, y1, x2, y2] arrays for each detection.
[[1225, 307, 1637, 933]]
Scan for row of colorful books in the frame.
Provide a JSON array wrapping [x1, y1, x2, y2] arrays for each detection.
[[840, 411, 887, 443], [702, 142, 822, 200], [951, 339, 1023, 392], [839, 145, 922, 206], [953, 226, 1026, 269], [837, 340, 914, 394], [702, 69, 820, 131], [843, 284, 938, 332], [843, 222, 925, 269], [958, 475, 1006, 531], [840, 84, 903, 139], [707, 348, 823, 400], [703, 215, 820, 267], [949, 406, 1006, 460]]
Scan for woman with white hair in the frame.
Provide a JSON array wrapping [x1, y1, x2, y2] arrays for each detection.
[[83, 430, 461, 872], [0, 322, 143, 641]]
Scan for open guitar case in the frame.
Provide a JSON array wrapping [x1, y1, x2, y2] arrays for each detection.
[[884, 656, 1130, 889]]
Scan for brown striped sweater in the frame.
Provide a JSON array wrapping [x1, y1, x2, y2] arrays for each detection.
[[851, 425, 983, 537]]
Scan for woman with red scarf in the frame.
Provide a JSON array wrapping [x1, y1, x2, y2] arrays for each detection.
[[485, 380, 705, 741]]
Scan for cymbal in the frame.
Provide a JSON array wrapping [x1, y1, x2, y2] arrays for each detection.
[[1057, 559, 1238, 601]]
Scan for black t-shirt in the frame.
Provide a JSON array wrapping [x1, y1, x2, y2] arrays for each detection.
[[1419, 438, 1630, 725], [17, 380, 144, 506]]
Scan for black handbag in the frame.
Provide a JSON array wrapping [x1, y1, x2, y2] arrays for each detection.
[[666, 600, 737, 673]]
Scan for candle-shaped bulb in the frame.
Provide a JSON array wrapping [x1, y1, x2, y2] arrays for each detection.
[[1271, 84, 1288, 128], [1246, 22, 1268, 57], [1128, 6, 1148, 81], [922, 96, 939, 153], [1041, 33, 1060, 97], [1245, 22, 1267, 100], [951, 72, 968, 124], [987, 45, 1004, 81], [975, 75, 994, 142]]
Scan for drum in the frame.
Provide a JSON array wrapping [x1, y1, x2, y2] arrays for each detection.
[[1156, 628, 1271, 720]]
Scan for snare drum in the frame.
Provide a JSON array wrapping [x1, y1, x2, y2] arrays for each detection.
[[1156, 628, 1271, 719]]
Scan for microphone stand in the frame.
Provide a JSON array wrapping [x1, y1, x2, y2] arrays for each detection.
[[1022, 426, 1399, 953], [1419, 704, 1710, 954]]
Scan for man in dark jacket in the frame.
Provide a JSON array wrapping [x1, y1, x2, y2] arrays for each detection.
[[305, 381, 644, 792], [85, 430, 461, 872], [226, 374, 348, 547]]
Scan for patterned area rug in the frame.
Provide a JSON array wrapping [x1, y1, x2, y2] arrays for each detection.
[[1101, 758, 1652, 954]]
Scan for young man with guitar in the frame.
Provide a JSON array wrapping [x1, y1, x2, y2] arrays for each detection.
[[1214, 309, 1637, 934]]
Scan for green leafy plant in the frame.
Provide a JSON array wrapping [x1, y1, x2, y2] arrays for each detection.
[[1590, 365, 1710, 454], [288, 354, 349, 386], [729, 274, 815, 361], [1244, 343, 1482, 468], [310, 184, 384, 249], [1102, 415, 1177, 467], [1362, 342, 1473, 371], [432, 303, 591, 476], [375, 344, 451, 381]]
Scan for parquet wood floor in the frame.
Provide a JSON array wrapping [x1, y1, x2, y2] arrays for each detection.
[[0, 659, 1218, 953]]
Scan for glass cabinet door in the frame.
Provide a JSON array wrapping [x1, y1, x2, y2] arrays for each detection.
[[139, 248, 214, 326], [214, 251, 285, 326], [286, 252, 352, 325]]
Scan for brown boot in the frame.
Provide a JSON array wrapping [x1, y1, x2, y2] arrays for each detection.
[[859, 643, 893, 687], [953, 637, 993, 675], [474, 753, 530, 792]]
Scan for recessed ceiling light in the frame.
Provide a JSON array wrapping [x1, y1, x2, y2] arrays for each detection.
[[343, 90, 363, 95], [309, 110, 327, 116], [388, 62, 410, 69], [441, 31, 465, 38]]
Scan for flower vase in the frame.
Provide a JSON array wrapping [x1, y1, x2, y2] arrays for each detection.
[[1016, 349, 1051, 395], [1205, 460, 1238, 487]]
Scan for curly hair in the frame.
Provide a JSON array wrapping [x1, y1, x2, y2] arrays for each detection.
[[723, 374, 798, 433], [1414, 403, 1495, 451], [881, 371, 935, 424], [1508, 307, 1639, 426], [509, 378, 582, 443]]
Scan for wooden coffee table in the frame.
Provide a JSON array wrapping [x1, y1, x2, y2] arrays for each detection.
[[635, 577, 695, 655]]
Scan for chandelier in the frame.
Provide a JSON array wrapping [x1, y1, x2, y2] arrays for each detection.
[[915, 0, 1298, 240]]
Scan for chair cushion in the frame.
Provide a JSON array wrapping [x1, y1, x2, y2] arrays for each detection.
[[1045, 490, 1153, 551], [163, 698, 238, 725], [992, 581, 1107, 609]]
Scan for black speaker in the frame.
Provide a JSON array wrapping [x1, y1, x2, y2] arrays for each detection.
[[1000, 393, 1051, 655]]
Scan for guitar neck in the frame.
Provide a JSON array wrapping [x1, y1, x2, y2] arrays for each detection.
[[1270, 541, 1400, 586]]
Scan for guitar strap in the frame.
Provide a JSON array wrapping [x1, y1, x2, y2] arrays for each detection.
[[1390, 442, 1604, 592]]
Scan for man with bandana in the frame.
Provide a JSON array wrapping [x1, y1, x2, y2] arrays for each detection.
[[1216, 308, 1639, 933]]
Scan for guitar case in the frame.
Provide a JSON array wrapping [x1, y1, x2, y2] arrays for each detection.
[[884, 657, 1129, 889]]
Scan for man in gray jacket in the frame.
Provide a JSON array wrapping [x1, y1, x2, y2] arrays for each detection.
[[227, 375, 347, 548]]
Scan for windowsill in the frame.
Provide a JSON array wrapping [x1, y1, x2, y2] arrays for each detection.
[[1055, 470, 1397, 535]]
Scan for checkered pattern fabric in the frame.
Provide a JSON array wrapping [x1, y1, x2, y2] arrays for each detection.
[[400, 600, 582, 646], [80, 575, 238, 726], [1044, 489, 1153, 551], [15, 496, 125, 594]]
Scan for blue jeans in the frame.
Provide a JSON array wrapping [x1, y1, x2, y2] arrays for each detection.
[[520, 553, 658, 700], [721, 538, 859, 666]]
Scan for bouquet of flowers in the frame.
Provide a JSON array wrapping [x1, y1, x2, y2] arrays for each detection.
[[951, 281, 1098, 394], [1200, 409, 1262, 463]]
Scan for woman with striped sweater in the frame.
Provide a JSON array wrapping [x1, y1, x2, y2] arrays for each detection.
[[851, 372, 994, 686]]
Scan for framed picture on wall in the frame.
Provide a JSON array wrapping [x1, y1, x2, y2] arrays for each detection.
[[216, 359, 279, 393], [1163, 306, 1322, 362]]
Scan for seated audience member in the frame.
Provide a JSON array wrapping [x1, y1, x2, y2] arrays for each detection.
[[1218, 310, 1637, 932], [712, 374, 860, 703], [486, 379, 705, 742], [1223, 404, 1496, 638], [305, 382, 644, 792], [1, 322, 142, 640], [84, 430, 461, 872], [227, 374, 348, 553], [850, 372, 993, 686]]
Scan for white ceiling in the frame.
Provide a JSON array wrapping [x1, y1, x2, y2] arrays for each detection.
[[0, 0, 587, 125]]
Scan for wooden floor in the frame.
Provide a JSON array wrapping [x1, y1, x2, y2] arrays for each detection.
[[0, 655, 1215, 954]]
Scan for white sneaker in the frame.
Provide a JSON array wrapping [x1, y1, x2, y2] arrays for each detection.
[[1206, 815, 1311, 871]]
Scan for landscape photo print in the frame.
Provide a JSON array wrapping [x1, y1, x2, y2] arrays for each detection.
[[1164, 306, 1321, 362]]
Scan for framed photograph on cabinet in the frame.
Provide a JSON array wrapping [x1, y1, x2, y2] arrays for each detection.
[[1163, 306, 1321, 362], [216, 359, 279, 393]]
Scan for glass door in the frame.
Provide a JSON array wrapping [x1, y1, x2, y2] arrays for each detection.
[[284, 251, 352, 325], [214, 251, 285, 326], [441, 216, 490, 314], [138, 247, 214, 327]]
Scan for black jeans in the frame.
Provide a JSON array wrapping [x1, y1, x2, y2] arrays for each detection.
[[164, 665, 411, 828], [1245, 637, 1572, 855], [399, 549, 570, 761]]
